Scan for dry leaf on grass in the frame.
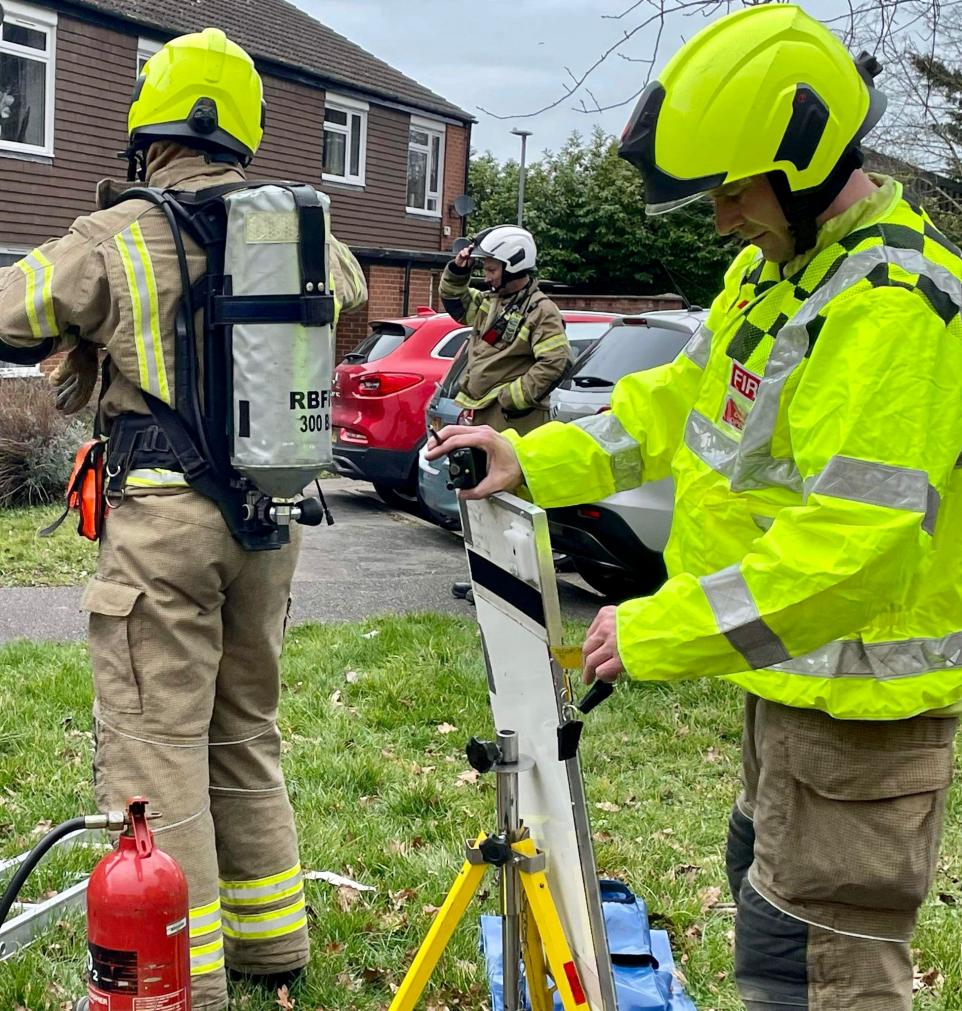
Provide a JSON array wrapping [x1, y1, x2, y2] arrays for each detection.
[[456, 769, 480, 786], [337, 885, 362, 911], [595, 801, 621, 813], [275, 984, 295, 1009], [699, 886, 723, 912], [437, 722, 458, 735], [913, 966, 945, 992]]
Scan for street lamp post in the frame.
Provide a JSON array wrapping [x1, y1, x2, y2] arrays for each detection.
[[510, 128, 533, 227]]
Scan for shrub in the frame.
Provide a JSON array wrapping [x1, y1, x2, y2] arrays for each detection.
[[0, 378, 90, 506]]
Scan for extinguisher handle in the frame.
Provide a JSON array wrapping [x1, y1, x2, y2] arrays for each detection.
[[127, 797, 154, 857]]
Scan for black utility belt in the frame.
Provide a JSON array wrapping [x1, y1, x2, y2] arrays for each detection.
[[106, 414, 182, 491]]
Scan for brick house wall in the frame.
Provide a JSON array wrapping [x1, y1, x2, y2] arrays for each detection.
[[0, 5, 471, 355]]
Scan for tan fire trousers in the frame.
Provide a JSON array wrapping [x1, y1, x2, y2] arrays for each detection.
[[82, 491, 307, 1011], [727, 694, 957, 1010]]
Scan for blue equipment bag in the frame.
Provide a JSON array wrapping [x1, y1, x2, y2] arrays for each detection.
[[481, 879, 697, 1010]]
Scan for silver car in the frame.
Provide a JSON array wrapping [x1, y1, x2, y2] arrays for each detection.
[[418, 313, 620, 527], [420, 309, 706, 599], [545, 309, 706, 598]]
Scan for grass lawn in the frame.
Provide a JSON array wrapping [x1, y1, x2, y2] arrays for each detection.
[[0, 615, 960, 1010], [0, 506, 96, 587]]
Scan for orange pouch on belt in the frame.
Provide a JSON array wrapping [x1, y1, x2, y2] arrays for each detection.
[[40, 439, 107, 541]]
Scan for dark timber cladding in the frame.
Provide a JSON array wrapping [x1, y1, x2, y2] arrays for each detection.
[[0, 16, 133, 247], [0, 0, 472, 341]]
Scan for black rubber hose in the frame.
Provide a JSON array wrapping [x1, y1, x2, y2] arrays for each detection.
[[0, 818, 87, 925]]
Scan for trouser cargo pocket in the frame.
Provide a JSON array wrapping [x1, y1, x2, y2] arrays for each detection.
[[82, 576, 145, 715], [757, 706, 956, 915]]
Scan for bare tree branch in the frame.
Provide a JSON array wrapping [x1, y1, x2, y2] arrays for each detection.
[[477, 0, 962, 121]]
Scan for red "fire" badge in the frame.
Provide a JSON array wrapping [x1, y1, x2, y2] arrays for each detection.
[[721, 360, 762, 433]]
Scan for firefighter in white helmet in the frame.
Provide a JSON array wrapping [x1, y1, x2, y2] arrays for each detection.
[[440, 225, 572, 435]]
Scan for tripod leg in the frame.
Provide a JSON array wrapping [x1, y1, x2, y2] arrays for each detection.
[[522, 893, 554, 1011], [516, 839, 590, 1011], [388, 839, 488, 1011]]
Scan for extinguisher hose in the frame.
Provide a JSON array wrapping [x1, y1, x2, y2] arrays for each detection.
[[0, 817, 87, 925]]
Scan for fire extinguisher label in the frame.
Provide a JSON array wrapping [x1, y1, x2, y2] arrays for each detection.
[[133, 991, 188, 1010], [165, 916, 187, 937], [88, 941, 138, 993]]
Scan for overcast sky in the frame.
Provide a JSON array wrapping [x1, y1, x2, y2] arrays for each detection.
[[298, 0, 844, 164]]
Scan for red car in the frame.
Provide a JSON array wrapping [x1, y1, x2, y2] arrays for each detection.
[[332, 307, 620, 508]]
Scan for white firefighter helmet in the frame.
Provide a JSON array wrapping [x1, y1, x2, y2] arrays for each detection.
[[472, 225, 537, 276]]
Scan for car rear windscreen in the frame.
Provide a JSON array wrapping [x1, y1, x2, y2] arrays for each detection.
[[569, 323, 688, 387], [342, 323, 412, 364]]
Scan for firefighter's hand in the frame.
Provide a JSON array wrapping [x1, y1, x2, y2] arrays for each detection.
[[49, 341, 99, 414], [453, 243, 475, 269], [583, 606, 626, 685], [425, 424, 523, 501]]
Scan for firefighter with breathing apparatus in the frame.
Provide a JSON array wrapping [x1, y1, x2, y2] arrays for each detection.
[[0, 25, 366, 1011]]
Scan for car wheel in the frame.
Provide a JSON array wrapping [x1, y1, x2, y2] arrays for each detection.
[[571, 556, 665, 602], [373, 482, 420, 510], [419, 496, 462, 531]]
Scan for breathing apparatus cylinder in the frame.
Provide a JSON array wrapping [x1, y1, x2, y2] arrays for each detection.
[[224, 185, 334, 500]]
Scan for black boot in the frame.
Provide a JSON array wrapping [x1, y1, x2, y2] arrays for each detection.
[[451, 581, 474, 604], [227, 965, 305, 990]]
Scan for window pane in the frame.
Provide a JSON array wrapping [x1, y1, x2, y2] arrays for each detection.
[[0, 53, 46, 148], [324, 127, 346, 176], [430, 134, 440, 191], [3, 23, 46, 51], [410, 128, 429, 147], [407, 148, 427, 208], [325, 107, 348, 126], [427, 196, 437, 212], [350, 113, 361, 177]]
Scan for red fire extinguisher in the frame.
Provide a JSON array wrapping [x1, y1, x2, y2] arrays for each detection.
[[85, 797, 191, 1011]]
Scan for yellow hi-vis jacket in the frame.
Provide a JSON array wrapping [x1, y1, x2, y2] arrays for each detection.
[[507, 177, 962, 720]]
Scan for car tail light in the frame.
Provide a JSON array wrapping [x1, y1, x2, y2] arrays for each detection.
[[578, 507, 602, 520], [339, 429, 369, 445], [355, 372, 421, 397]]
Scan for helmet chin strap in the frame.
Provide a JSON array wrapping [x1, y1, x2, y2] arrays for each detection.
[[490, 271, 531, 297], [768, 147, 864, 256]]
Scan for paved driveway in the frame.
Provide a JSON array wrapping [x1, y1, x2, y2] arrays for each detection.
[[0, 479, 604, 644]]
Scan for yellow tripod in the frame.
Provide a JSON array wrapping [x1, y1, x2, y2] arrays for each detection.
[[388, 730, 591, 1011]]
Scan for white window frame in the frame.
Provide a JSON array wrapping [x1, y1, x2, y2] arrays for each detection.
[[0, 1, 57, 158], [322, 93, 368, 187], [137, 37, 163, 76], [406, 115, 445, 218]]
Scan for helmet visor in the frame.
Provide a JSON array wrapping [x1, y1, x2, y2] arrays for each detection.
[[645, 190, 711, 216]]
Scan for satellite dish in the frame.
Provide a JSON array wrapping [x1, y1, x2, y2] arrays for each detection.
[[453, 194, 476, 218]]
